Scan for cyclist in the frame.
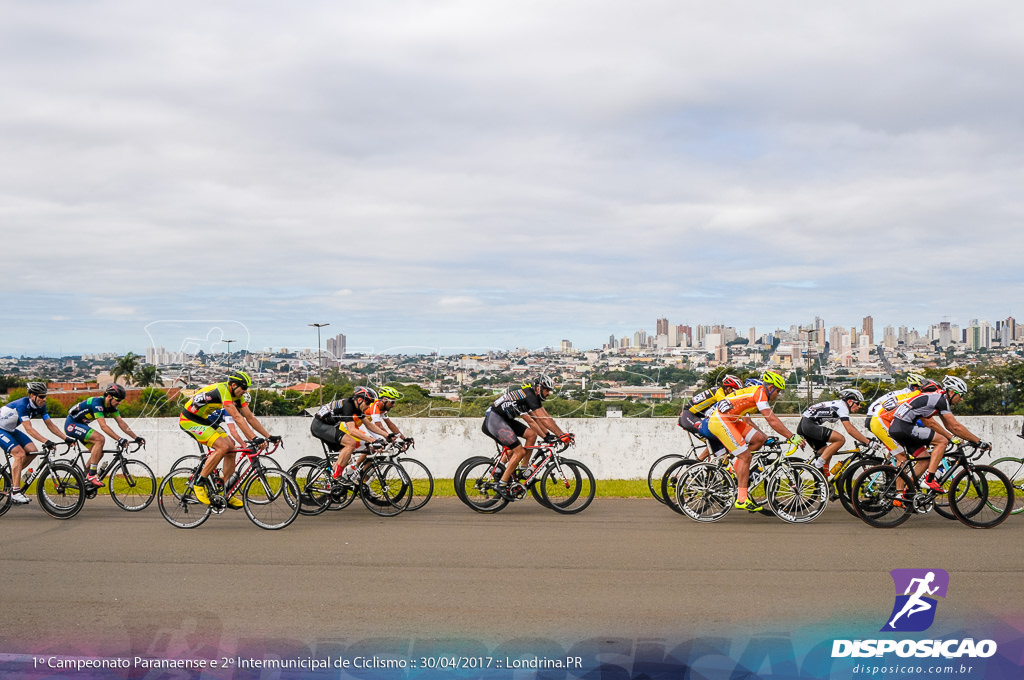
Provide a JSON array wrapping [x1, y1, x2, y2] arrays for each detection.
[[799, 388, 873, 476], [348, 386, 413, 471], [678, 374, 742, 460], [864, 374, 924, 430], [889, 375, 990, 492], [481, 375, 573, 499], [65, 384, 145, 487], [868, 377, 930, 460], [703, 370, 804, 511], [0, 382, 72, 504], [179, 371, 280, 506], [310, 386, 392, 484]]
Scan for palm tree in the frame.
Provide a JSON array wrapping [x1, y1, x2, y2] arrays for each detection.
[[134, 364, 164, 388], [111, 352, 140, 386]]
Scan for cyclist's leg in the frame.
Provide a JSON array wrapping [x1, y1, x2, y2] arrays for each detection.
[[2, 431, 36, 490], [679, 412, 709, 459], [708, 413, 754, 501]]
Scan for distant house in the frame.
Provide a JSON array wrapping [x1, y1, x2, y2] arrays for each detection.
[[284, 382, 322, 394]]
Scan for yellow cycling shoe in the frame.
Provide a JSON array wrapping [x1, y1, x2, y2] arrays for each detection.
[[193, 484, 211, 506], [226, 496, 244, 509], [734, 497, 763, 512]]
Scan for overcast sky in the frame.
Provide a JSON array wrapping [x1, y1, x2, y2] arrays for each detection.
[[3, 1, 1023, 357]]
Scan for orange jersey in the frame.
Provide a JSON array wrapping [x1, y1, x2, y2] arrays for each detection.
[[876, 390, 921, 428], [709, 385, 771, 418]]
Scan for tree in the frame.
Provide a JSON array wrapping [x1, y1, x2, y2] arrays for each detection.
[[111, 352, 140, 386], [135, 364, 164, 387]]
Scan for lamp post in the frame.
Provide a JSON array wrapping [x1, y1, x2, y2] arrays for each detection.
[[309, 323, 330, 393], [224, 339, 235, 367]]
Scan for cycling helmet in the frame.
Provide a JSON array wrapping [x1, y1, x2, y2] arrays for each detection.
[[105, 383, 127, 400], [26, 382, 48, 396], [839, 388, 865, 405], [353, 386, 379, 402], [942, 375, 968, 396], [745, 378, 763, 387], [226, 370, 252, 389], [905, 373, 925, 388], [721, 374, 743, 391], [534, 375, 555, 391], [378, 386, 403, 401], [918, 378, 942, 393], [760, 370, 787, 391]]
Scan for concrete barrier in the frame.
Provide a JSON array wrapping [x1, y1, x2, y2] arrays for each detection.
[[52, 415, 1024, 479]]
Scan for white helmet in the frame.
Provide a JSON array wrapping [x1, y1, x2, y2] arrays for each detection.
[[942, 375, 968, 396], [839, 388, 865, 404]]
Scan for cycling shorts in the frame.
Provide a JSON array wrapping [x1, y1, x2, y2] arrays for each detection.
[[0, 428, 32, 453], [677, 410, 703, 434], [310, 417, 344, 452], [868, 416, 904, 454], [796, 418, 834, 454], [65, 421, 99, 444], [705, 412, 756, 455], [888, 420, 935, 454], [178, 414, 228, 447], [481, 410, 528, 449]]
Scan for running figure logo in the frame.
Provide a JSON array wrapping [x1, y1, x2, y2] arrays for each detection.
[[881, 568, 949, 632]]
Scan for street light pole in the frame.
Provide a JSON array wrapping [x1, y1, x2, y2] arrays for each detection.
[[224, 339, 235, 367], [308, 323, 330, 394]]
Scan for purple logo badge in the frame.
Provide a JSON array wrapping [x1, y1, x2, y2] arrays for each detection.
[[881, 568, 949, 632]]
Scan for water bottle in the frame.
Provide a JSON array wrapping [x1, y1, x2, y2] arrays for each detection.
[[98, 462, 109, 477], [829, 462, 843, 477], [225, 473, 239, 490], [24, 468, 34, 484]]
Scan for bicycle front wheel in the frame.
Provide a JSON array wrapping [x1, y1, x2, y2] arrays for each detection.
[[243, 469, 300, 529], [660, 459, 697, 515], [396, 457, 434, 511], [852, 465, 913, 528], [109, 459, 156, 511], [289, 460, 333, 516], [37, 462, 87, 519], [949, 465, 1014, 529], [360, 462, 412, 517], [989, 457, 1024, 515], [459, 459, 509, 514], [157, 467, 211, 529], [675, 462, 736, 523], [0, 468, 12, 516], [541, 459, 595, 514], [766, 462, 829, 524], [648, 454, 685, 504]]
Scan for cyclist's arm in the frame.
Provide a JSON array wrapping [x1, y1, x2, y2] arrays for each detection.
[[43, 418, 66, 440], [526, 406, 566, 438], [113, 416, 140, 440], [841, 420, 872, 446], [936, 413, 980, 444], [226, 402, 265, 441], [759, 408, 796, 440], [227, 421, 247, 446], [21, 419, 51, 445], [94, 417, 123, 442], [363, 420, 391, 439]]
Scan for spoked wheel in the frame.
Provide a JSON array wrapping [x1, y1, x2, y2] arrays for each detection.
[[0, 468, 13, 516], [836, 459, 876, 518], [674, 462, 736, 523], [949, 465, 1014, 528], [37, 462, 87, 519], [158, 467, 212, 529], [243, 468, 301, 529], [540, 459, 595, 514], [289, 460, 333, 516], [459, 459, 509, 514], [989, 457, 1024, 515], [765, 462, 829, 523], [109, 459, 156, 511], [360, 462, 412, 517], [395, 457, 434, 511], [852, 464, 913, 528], [660, 459, 698, 515], [648, 454, 686, 504]]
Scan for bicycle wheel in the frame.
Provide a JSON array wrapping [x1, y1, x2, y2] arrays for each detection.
[[0, 468, 12, 516], [243, 468, 300, 529], [989, 457, 1024, 515], [852, 465, 913, 528], [157, 467, 212, 529], [660, 459, 697, 515], [396, 457, 433, 511], [289, 460, 333, 516], [108, 459, 156, 511], [766, 462, 829, 524], [648, 454, 685, 504], [949, 465, 1014, 529], [360, 462, 412, 517], [541, 459, 595, 514], [674, 462, 736, 523], [37, 462, 87, 519], [836, 459, 878, 518], [459, 459, 509, 513], [169, 454, 203, 471]]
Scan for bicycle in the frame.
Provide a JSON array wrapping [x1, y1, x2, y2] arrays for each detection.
[[289, 440, 413, 517], [157, 439, 300, 530], [0, 441, 87, 519], [988, 430, 1024, 515], [647, 433, 707, 506], [674, 440, 829, 523], [168, 439, 283, 501], [808, 439, 886, 518], [61, 439, 155, 512], [852, 441, 1014, 529], [458, 438, 595, 515]]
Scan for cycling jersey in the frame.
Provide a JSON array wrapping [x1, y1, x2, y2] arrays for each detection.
[[892, 392, 952, 425], [801, 399, 851, 425], [181, 382, 248, 424], [67, 396, 119, 424], [686, 387, 726, 416], [314, 397, 368, 436], [874, 390, 922, 429], [490, 387, 543, 420], [361, 400, 392, 429], [866, 388, 913, 418], [0, 396, 50, 432], [708, 385, 770, 418]]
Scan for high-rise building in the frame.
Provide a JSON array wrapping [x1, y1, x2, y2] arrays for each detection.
[[560, 339, 573, 352], [634, 329, 647, 348], [862, 316, 874, 345], [656, 318, 669, 336], [325, 333, 346, 360], [938, 322, 952, 348]]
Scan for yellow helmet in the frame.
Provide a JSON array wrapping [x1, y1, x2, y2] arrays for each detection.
[[379, 386, 403, 401], [760, 370, 786, 391]]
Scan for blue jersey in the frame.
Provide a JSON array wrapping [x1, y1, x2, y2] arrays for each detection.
[[0, 396, 50, 432], [67, 396, 120, 424]]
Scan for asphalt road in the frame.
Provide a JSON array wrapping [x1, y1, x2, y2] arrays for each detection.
[[2, 495, 1022, 661]]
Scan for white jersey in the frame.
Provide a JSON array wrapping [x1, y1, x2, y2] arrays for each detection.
[[867, 388, 913, 418]]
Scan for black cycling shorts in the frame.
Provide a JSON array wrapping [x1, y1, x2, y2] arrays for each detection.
[[481, 410, 527, 449], [677, 410, 703, 434], [797, 418, 835, 454], [310, 417, 344, 452]]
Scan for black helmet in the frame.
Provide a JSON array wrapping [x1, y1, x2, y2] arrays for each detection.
[[27, 382, 48, 396], [105, 384, 127, 399], [353, 386, 378, 402]]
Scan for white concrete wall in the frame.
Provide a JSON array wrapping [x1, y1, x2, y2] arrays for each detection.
[[56, 416, 1024, 479]]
